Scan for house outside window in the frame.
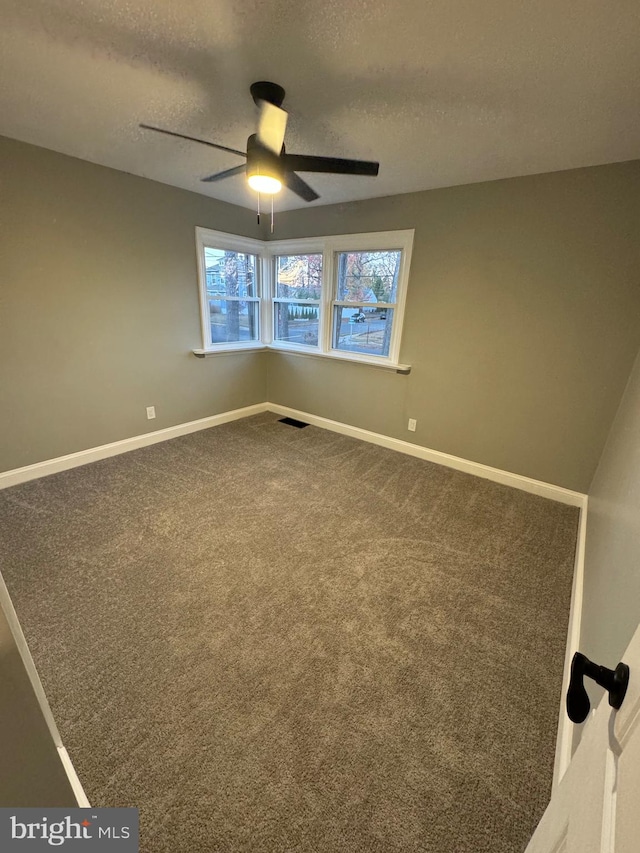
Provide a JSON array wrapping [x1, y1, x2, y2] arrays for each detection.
[[195, 228, 414, 369]]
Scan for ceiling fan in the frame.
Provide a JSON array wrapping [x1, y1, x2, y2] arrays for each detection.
[[140, 81, 379, 202]]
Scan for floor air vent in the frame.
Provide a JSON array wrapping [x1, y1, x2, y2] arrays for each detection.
[[278, 417, 309, 429]]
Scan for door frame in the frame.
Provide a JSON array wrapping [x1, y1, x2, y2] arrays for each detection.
[[553, 496, 589, 790]]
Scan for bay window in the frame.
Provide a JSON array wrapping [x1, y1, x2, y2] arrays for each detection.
[[195, 228, 414, 370]]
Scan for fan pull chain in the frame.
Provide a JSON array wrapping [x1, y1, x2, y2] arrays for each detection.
[[270, 195, 274, 234], [256, 192, 261, 225]]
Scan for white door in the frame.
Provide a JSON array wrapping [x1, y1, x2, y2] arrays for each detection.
[[526, 622, 640, 853]]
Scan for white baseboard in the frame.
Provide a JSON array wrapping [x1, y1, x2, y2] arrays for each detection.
[[1, 400, 587, 506], [57, 746, 91, 808], [0, 403, 269, 490], [0, 571, 91, 807], [266, 402, 587, 507]]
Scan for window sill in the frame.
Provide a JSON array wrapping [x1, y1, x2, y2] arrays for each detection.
[[192, 345, 267, 358], [192, 344, 411, 374], [269, 345, 411, 374]]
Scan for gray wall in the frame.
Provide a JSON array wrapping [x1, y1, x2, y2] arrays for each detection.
[[0, 585, 76, 806], [267, 162, 640, 492], [581, 346, 640, 679], [2, 135, 639, 493], [0, 136, 267, 472]]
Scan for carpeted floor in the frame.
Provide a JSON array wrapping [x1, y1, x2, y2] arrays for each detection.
[[0, 412, 578, 852]]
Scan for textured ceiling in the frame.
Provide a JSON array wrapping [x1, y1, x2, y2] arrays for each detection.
[[2, 0, 639, 211]]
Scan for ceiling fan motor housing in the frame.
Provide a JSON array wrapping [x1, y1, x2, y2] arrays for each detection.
[[246, 133, 284, 183], [250, 81, 286, 108]]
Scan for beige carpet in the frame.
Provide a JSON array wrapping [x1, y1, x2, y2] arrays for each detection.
[[0, 412, 578, 852]]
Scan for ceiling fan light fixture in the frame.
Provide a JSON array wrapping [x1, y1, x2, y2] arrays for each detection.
[[247, 173, 282, 194], [246, 132, 283, 195], [141, 83, 378, 204]]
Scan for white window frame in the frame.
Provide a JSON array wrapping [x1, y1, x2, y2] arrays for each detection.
[[195, 228, 266, 353], [328, 231, 413, 367], [194, 227, 414, 370], [266, 238, 327, 353]]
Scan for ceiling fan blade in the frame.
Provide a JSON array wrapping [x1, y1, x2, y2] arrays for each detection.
[[283, 172, 320, 202], [281, 153, 379, 176], [257, 101, 288, 155], [201, 165, 246, 183], [140, 124, 246, 158]]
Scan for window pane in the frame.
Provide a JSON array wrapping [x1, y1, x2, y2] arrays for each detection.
[[275, 254, 322, 299], [204, 248, 257, 298], [335, 250, 401, 303], [274, 302, 319, 348], [209, 300, 259, 344], [332, 307, 393, 357]]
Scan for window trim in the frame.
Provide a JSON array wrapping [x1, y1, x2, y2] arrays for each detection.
[[194, 227, 414, 367], [195, 228, 266, 351]]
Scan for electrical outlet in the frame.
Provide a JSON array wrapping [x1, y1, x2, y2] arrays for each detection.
[[146, 406, 156, 420], [408, 418, 417, 432]]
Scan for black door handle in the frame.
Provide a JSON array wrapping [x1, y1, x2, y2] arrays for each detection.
[[566, 652, 630, 723]]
